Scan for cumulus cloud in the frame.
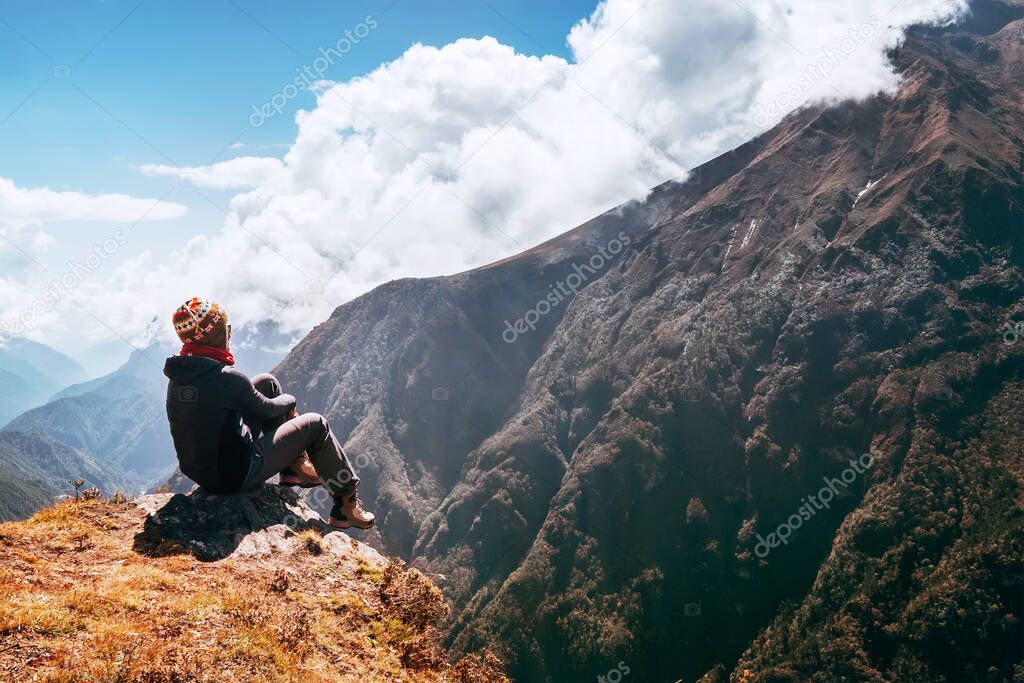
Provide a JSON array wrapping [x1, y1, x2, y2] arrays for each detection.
[[23, 0, 968, 350], [0, 177, 187, 228], [0, 175, 187, 277], [0, 177, 187, 347]]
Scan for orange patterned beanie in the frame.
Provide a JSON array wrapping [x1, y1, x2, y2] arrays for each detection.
[[172, 297, 228, 345]]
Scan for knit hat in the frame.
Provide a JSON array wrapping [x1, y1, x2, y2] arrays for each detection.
[[172, 297, 229, 346]]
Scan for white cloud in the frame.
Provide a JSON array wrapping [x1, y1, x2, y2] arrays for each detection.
[[0, 177, 188, 304], [140, 157, 286, 190], [22, 0, 967, 350], [0, 177, 187, 228]]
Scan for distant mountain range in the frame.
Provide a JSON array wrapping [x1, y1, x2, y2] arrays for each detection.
[[0, 338, 87, 426], [272, 2, 1024, 680], [0, 325, 294, 510], [0, 338, 128, 520], [7, 345, 175, 487]]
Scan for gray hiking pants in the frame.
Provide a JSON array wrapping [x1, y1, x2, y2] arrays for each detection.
[[238, 373, 359, 498]]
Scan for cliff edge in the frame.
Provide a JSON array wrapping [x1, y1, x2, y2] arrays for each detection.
[[0, 485, 507, 682]]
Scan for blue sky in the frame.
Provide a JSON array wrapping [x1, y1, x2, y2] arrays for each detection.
[[0, 0, 596, 263], [0, 0, 966, 370]]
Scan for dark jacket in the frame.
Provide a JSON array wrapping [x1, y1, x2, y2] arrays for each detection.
[[164, 355, 295, 493]]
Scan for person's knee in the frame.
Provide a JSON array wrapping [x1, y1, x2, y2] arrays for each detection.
[[307, 413, 329, 438], [252, 373, 281, 396]]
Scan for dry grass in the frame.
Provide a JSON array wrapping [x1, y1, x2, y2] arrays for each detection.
[[0, 498, 509, 682], [295, 528, 324, 556]]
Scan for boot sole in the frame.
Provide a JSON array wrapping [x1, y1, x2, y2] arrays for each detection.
[[277, 476, 320, 489], [329, 516, 374, 530]]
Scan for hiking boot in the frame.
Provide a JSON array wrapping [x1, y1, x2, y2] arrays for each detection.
[[278, 455, 320, 488], [329, 490, 375, 530]]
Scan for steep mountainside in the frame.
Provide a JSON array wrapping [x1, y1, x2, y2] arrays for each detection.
[[0, 429, 126, 521], [0, 338, 86, 426], [274, 2, 1024, 681]]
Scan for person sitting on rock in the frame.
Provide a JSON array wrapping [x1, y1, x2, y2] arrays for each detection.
[[163, 296, 374, 530]]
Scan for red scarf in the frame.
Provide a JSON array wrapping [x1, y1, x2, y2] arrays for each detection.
[[180, 343, 235, 366]]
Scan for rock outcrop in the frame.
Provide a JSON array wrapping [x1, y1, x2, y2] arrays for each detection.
[[132, 484, 387, 564]]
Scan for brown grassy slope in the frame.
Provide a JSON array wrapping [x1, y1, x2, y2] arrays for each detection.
[[0, 496, 507, 682]]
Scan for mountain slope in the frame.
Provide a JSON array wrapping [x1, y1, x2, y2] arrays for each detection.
[[6, 346, 175, 488], [0, 338, 87, 426], [2, 338, 88, 389], [0, 368, 36, 430], [274, 3, 1024, 681], [0, 429, 126, 521]]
